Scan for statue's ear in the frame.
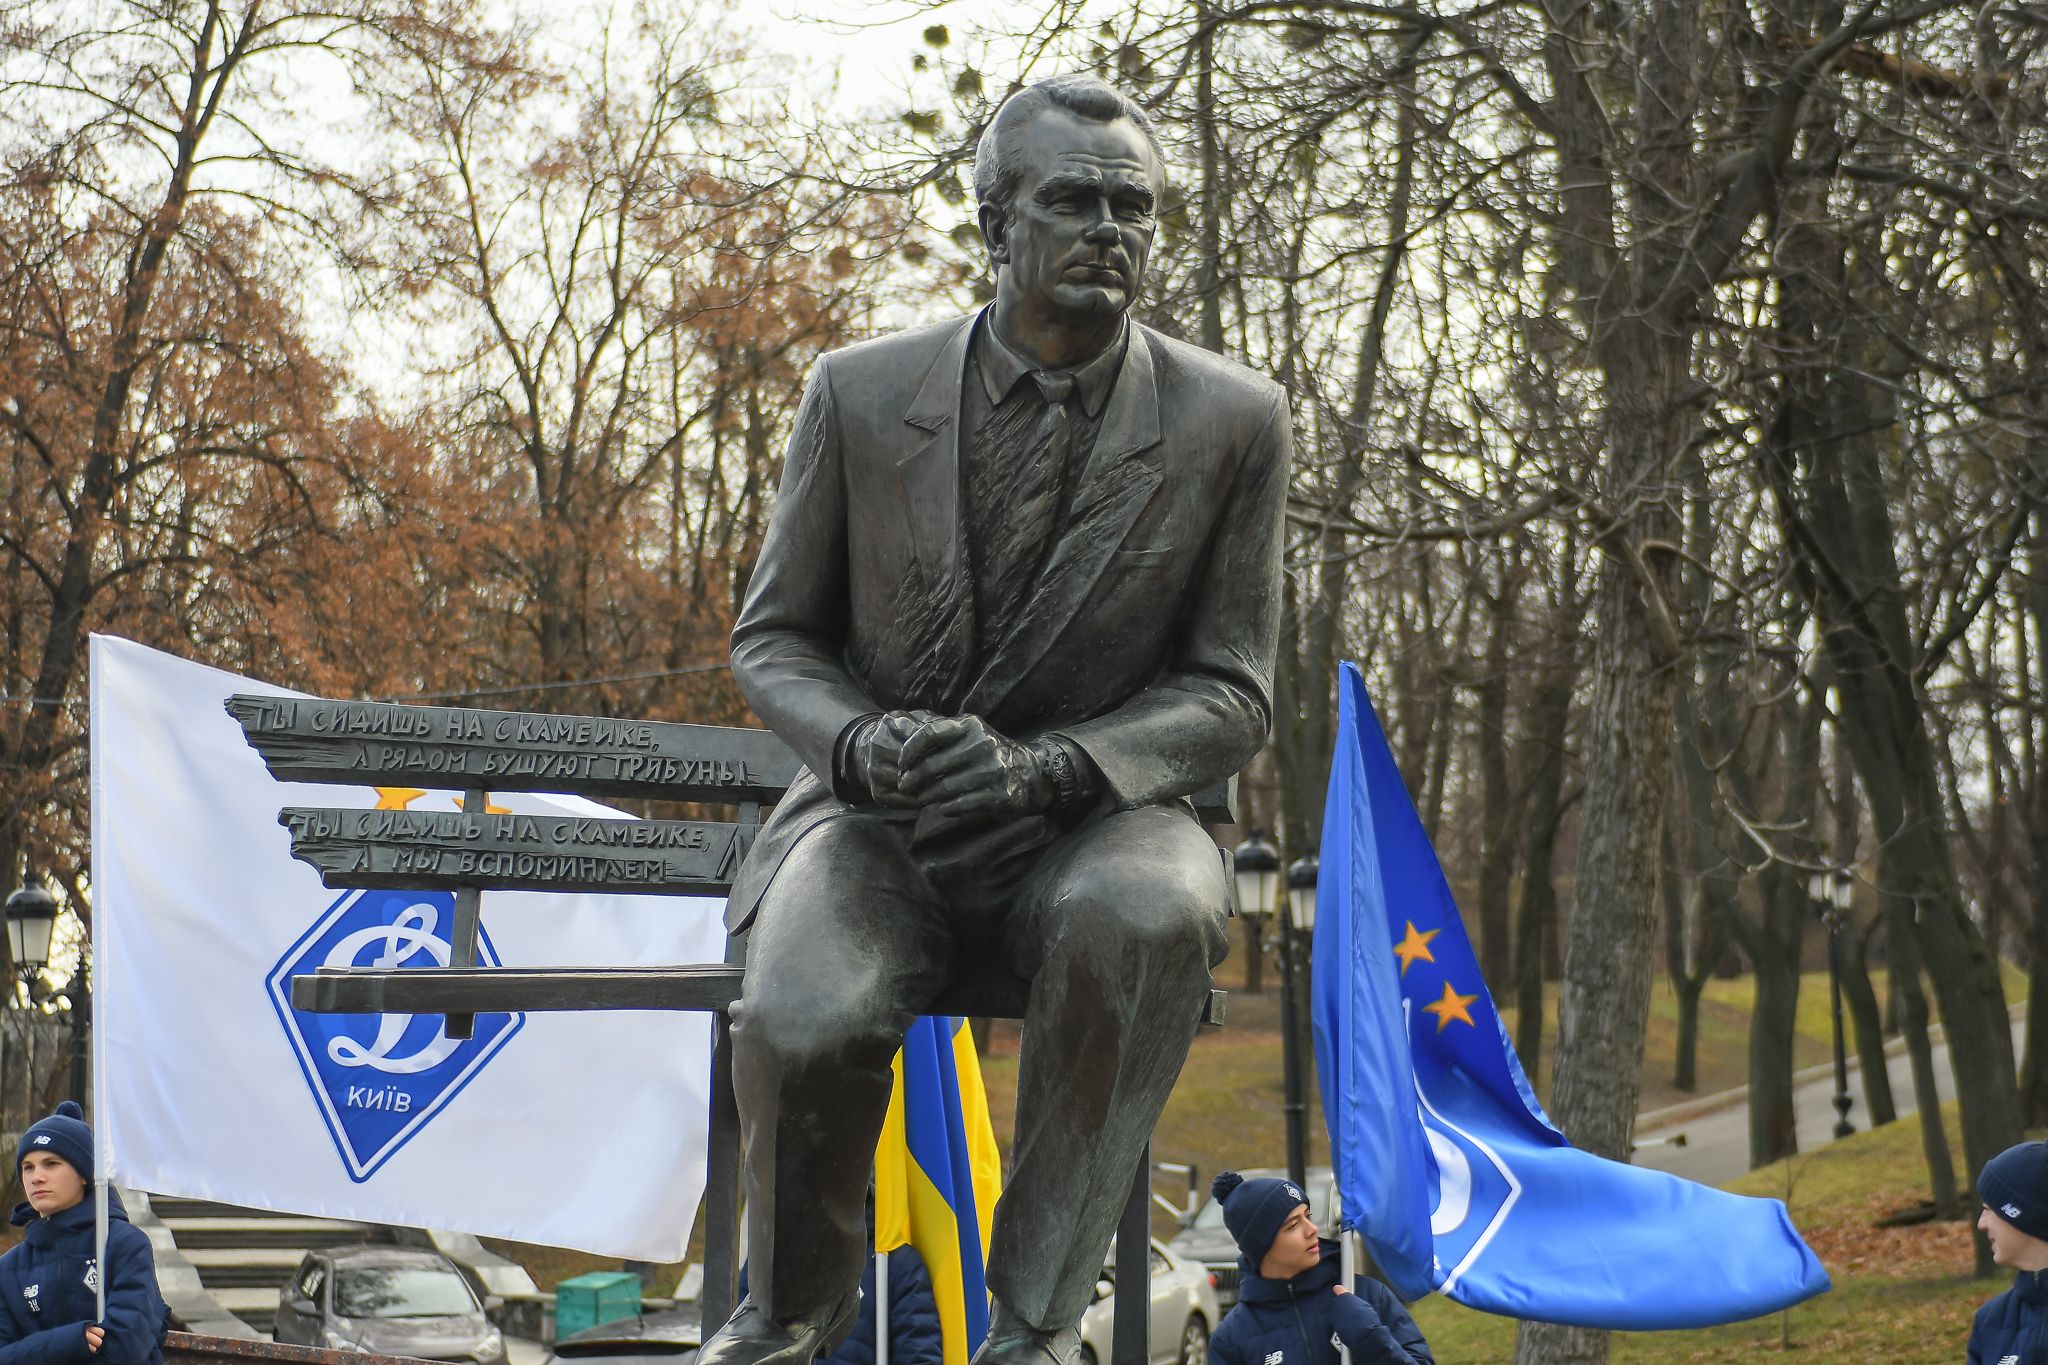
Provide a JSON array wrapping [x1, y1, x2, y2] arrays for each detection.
[[978, 201, 1009, 267]]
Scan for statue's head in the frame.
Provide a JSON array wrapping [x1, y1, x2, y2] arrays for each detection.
[[975, 74, 1166, 330]]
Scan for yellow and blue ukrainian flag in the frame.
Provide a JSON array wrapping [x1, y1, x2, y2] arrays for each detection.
[[874, 1016, 1003, 1365]]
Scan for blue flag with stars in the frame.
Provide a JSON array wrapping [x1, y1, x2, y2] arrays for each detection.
[[1310, 662, 1830, 1328]]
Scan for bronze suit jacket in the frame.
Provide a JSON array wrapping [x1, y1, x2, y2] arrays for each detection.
[[725, 311, 1292, 931]]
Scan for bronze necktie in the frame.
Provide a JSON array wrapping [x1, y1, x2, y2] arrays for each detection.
[[967, 366, 1079, 659], [1017, 369, 1075, 554]]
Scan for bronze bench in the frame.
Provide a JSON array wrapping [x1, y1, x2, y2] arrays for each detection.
[[230, 694, 1231, 1365]]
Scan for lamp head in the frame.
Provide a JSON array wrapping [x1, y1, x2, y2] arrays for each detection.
[[1233, 831, 1281, 919], [5, 873, 59, 978], [1287, 851, 1320, 933]]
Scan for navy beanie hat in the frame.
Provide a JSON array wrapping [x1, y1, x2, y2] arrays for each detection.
[[1213, 1171, 1309, 1267], [1981, 1140, 2048, 1242], [17, 1101, 91, 1184]]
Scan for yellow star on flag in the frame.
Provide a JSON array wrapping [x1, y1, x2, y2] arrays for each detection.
[[1392, 921, 1440, 976], [1422, 980, 1479, 1033], [411, 792, 511, 815], [373, 787, 427, 810]]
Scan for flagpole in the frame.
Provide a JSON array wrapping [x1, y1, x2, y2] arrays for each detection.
[[874, 1249, 888, 1365], [1277, 901, 1307, 1186], [1336, 1232, 1354, 1365], [93, 1177, 107, 1321]]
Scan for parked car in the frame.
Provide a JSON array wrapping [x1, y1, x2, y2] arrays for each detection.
[[1166, 1167, 1336, 1309], [548, 1308, 699, 1365], [274, 1246, 508, 1365], [1077, 1239, 1220, 1365]]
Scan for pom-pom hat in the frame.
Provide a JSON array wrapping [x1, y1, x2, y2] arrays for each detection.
[[1212, 1170, 1310, 1267], [16, 1100, 91, 1183], [1981, 1140, 2048, 1242]]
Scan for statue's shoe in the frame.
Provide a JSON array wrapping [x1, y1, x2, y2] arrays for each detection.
[[696, 1294, 860, 1365], [968, 1308, 1081, 1365]]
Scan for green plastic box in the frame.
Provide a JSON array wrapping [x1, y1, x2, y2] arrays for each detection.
[[555, 1271, 642, 1339]]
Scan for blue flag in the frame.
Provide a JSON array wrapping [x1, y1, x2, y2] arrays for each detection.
[[1310, 662, 1831, 1329]]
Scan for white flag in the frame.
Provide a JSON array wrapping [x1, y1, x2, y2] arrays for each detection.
[[88, 634, 725, 1260]]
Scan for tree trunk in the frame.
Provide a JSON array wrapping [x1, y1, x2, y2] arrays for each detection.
[[1666, 874, 1705, 1094], [1887, 923, 1960, 1219], [1475, 573, 1524, 994], [2023, 509, 2048, 1126], [1514, 640, 1577, 1088], [1751, 687, 1822, 1167], [1825, 691, 1896, 1126], [1518, 342, 1684, 1365], [1840, 920, 1897, 1127], [1673, 688, 1741, 1097], [1749, 946, 1801, 1165]]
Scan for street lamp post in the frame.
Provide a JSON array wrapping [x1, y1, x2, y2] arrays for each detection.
[[1233, 834, 1303, 1179], [1281, 851, 1319, 1187], [66, 968, 88, 1110], [1807, 869, 1855, 1141], [6, 873, 58, 1128]]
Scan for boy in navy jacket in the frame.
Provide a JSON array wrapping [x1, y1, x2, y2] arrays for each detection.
[[1970, 1140, 2048, 1364], [1205, 1173, 1430, 1365], [0, 1103, 166, 1365]]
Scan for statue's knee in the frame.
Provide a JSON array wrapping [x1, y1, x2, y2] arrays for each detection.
[[734, 981, 895, 1068], [1053, 859, 1226, 960]]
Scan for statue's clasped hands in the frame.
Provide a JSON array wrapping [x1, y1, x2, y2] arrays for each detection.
[[852, 711, 1053, 822]]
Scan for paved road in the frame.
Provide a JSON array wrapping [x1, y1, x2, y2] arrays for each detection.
[[1630, 1012, 2025, 1187]]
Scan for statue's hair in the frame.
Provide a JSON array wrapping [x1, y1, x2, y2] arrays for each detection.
[[973, 74, 1167, 218]]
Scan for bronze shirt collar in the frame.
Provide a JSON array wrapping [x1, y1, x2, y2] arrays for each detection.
[[973, 311, 1128, 418]]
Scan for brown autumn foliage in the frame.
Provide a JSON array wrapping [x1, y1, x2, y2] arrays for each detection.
[[0, 188, 499, 899], [1, 0, 908, 902]]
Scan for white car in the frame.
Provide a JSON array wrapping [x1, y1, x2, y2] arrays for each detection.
[[1077, 1239, 1221, 1365]]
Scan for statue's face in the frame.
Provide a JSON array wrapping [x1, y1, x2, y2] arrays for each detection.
[[983, 107, 1160, 326]]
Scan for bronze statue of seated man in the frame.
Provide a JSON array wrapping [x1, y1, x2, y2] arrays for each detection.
[[706, 71, 1293, 1365]]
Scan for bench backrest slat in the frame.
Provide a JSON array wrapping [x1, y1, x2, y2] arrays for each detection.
[[229, 693, 1236, 826], [227, 695, 802, 804]]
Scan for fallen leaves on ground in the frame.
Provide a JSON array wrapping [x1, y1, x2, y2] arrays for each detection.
[[1800, 1194, 1975, 1277]]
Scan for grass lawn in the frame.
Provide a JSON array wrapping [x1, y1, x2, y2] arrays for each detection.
[[1408, 1103, 2002, 1362]]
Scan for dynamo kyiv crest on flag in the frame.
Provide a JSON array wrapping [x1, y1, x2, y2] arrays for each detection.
[[90, 634, 723, 1260], [1310, 662, 1830, 1329], [268, 888, 524, 1182]]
